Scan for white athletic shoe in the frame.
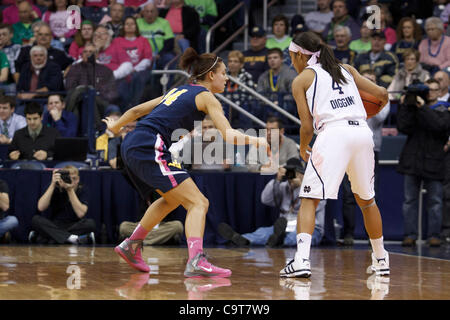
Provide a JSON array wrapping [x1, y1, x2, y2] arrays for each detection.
[[366, 274, 390, 300], [369, 250, 390, 276], [279, 278, 311, 300], [280, 258, 311, 278]]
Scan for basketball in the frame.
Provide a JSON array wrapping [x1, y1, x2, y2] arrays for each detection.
[[359, 89, 383, 118]]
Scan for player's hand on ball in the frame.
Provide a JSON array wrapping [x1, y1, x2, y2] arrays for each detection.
[[300, 145, 312, 162]]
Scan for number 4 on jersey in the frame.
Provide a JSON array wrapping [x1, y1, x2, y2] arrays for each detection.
[[161, 88, 188, 106], [332, 80, 344, 94]]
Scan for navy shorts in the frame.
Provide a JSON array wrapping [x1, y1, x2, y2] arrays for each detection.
[[121, 129, 190, 196]]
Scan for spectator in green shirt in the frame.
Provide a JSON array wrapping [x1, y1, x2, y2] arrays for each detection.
[[0, 24, 19, 95], [184, 0, 217, 53], [137, 2, 176, 69], [266, 14, 292, 51], [12, 1, 40, 45], [184, 0, 217, 31], [349, 20, 372, 54], [0, 51, 10, 85]]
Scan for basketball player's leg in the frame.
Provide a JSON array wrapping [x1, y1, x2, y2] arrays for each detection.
[[346, 125, 383, 240], [115, 157, 186, 272], [161, 178, 231, 277], [114, 190, 179, 272], [354, 194, 383, 240], [137, 195, 181, 232], [122, 163, 182, 242], [127, 177, 207, 243], [294, 198, 321, 271], [280, 197, 320, 278], [296, 198, 321, 234], [346, 129, 389, 275], [161, 177, 209, 240], [281, 128, 349, 278], [353, 193, 389, 275]]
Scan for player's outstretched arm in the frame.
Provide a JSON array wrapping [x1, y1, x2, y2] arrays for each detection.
[[196, 91, 268, 149], [102, 96, 164, 136], [342, 64, 389, 107]]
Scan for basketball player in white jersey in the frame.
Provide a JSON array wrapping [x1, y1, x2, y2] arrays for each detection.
[[280, 31, 390, 278]]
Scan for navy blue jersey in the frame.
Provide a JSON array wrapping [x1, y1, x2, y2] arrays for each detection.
[[136, 84, 208, 147]]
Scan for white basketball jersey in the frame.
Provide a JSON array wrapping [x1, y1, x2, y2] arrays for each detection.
[[305, 64, 367, 132]]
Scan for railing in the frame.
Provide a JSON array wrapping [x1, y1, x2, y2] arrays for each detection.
[[206, 1, 248, 53], [213, 6, 249, 54], [227, 75, 301, 126], [160, 52, 182, 93], [152, 69, 301, 127], [152, 69, 188, 95], [263, 0, 279, 31], [152, 69, 300, 150], [152, 69, 264, 127], [215, 94, 266, 127]]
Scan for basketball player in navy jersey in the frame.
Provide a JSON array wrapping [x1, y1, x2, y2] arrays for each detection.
[[103, 48, 268, 277], [279, 31, 390, 278]]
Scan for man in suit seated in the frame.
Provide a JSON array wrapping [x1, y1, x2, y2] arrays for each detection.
[[16, 45, 64, 101]]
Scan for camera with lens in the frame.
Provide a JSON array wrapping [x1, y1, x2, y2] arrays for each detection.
[[282, 167, 297, 181], [404, 81, 430, 106], [57, 170, 72, 184], [281, 158, 305, 181]]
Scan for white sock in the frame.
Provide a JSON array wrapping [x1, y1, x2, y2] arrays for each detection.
[[67, 234, 78, 244], [370, 236, 386, 259], [295, 233, 312, 261]]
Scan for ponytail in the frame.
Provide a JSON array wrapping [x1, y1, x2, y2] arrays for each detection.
[[179, 47, 222, 82], [292, 31, 347, 85], [318, 43, 347, 85], [179, 47, 199, 73]]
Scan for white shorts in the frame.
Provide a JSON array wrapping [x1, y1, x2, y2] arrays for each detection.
[[299, 120, 375, 200]]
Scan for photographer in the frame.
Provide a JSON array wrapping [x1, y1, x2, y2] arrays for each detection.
[[397, 78, 450, 247], [29, 165, 96, 245], [218, 158, 326, 247]]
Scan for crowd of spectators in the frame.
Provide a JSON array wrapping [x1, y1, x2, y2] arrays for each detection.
[[0, 0, 449, 247]]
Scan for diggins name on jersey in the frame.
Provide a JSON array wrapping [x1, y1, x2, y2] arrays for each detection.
[[330, 96, 356, 109]]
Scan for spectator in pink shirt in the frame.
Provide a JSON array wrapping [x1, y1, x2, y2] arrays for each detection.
[[42, 0, 77, 44], [419, 17, 450, 73], [93, 24, 142, 110], [93, 25, 132, 78], [379, 4, 396, 51], [113, 16, 153, 107], [68, 20, 94, 60], [84, 0, 108, 7], [2, 0, 42, 26], [159, 0, 200, 52], [113, 16, 152, 71], [123, 0, 152, 17]]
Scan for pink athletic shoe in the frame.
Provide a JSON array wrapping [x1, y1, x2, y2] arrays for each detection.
[[184, 253, 232, 278], [184, 277, 231, 300], [115, 273, 150, 299], [114, 238, 150, 272]]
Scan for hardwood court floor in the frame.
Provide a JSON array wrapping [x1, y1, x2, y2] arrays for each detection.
[[0, 245, 449, 300]]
